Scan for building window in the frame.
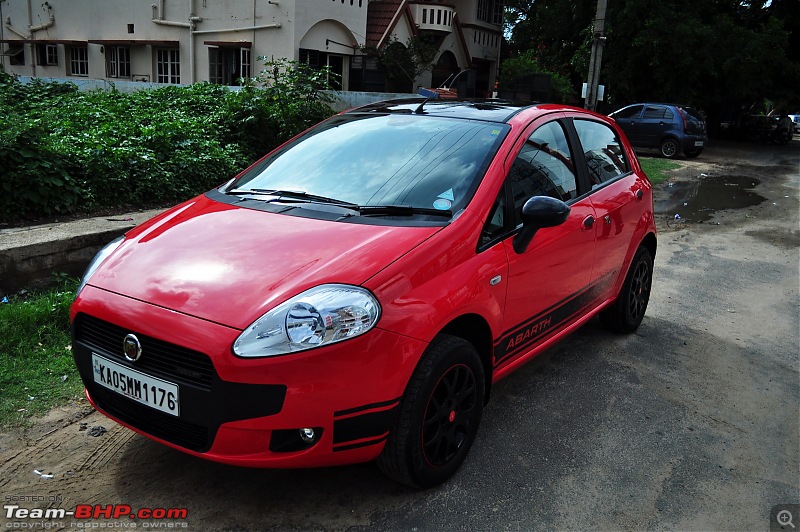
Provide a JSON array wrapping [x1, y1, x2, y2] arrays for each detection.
[[208, 47, 250, 86], [107, 46, 131, 78], [8, 43, 25, 65], [478, 0, 503, 24], [300, 48, 344, 91], [36, 44, 58, 66], [69, 45, 89, 76], [156, 48, 180, 84], [492, 1, 504, 24], [241, 48, 251, 80]]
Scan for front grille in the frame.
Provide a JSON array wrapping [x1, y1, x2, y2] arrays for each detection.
[[91, 385, 209, 452], [74, 314, 215, 389]]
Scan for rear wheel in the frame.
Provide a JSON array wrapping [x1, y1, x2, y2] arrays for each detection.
[[684, 147, 703, 158], [774, 128, 791, 145], [660, 138, 680, 158], [600, 246, 653, 333], [377, 334, 484, 489]]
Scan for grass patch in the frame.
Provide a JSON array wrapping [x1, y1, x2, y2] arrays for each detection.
[[0, 277, 83, 427], [638, 156, 682, 185]]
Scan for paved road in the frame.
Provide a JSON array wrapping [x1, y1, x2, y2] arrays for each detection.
[[1, 141, 798, 531]]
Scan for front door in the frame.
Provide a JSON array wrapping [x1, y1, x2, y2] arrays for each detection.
[[493, 115, 597, 369]]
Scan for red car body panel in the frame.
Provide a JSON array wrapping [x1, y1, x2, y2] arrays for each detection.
[[70, 102, 656, 471], [91, 196, 441, 330]]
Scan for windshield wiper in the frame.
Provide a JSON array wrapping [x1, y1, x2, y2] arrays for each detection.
[[354, 205, 453, 218], [226, 188, 357, 207], [226, 189, 452, 218]]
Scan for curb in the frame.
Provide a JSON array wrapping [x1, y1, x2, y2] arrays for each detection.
[[0, 209, 165, 295]]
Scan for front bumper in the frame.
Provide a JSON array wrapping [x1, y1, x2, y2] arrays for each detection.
[[71, 285, 425, 468]]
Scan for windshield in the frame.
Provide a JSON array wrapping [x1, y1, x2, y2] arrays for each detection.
[[227, 113, 509, 215]]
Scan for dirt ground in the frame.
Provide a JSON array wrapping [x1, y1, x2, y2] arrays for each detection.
[[1, 139, 798, 531]]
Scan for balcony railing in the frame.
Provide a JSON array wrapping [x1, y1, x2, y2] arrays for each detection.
[[410, 3, 455, 33]]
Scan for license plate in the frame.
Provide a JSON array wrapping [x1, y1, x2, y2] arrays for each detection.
[[694, 141, 704, 147], [92, 353, 179, 416]]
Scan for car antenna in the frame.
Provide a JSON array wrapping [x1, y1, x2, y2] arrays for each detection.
[[414, 98, 430, 114]]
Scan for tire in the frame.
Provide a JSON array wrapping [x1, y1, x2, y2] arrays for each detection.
[[660, 138, 680, 158], [684, 147, 703, 158], [774, 129, 790, 145], [377, 334, 485, 489], [600, 246, 654, 333]]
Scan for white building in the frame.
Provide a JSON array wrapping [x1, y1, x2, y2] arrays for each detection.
[[0, 0, 502, 96]]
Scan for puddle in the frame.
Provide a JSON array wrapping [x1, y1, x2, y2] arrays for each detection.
[[655, 175, 766, 222]]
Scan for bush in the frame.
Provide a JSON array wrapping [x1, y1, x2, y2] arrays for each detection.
[[0, 61, 336, 224]]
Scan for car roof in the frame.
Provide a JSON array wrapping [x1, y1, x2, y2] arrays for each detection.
[[619, 102, 693, 109], [346, 98, 539, 123]]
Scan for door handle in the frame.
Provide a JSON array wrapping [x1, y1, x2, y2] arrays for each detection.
[[635, 189, 643, 201], [583, 215, 595, 230]]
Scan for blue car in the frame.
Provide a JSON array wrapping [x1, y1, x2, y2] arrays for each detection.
[[609, 103, 707, 158]]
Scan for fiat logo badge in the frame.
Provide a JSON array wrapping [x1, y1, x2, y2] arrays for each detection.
[[123, 334, 142, 362]]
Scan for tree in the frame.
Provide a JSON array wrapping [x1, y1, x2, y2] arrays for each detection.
[[361, 36, 439, 93], [505, 0, 800, 117]]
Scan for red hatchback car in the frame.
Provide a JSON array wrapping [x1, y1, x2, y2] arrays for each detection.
[[71, 99, 656, 488]]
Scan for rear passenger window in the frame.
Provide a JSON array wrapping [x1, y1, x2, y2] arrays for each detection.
[[573, 120, 629, 186], [643, 105, 669, 119], [507, 121, 576, 226]]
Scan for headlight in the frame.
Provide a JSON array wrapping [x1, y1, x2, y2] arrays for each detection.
[[233, 284, 381, 357], [76, 236, 124, 297]]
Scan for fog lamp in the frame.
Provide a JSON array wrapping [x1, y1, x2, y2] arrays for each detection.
[[299, 428, 316, 443]]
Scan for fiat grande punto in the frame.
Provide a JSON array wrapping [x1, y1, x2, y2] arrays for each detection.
[[71, 99, 656, 488]]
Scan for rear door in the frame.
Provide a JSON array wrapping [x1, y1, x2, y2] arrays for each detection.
[[638, 105, 673, 147], [571, 117, 649, 300]]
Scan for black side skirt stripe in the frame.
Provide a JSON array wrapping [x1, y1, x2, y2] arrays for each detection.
[[332, 398, 400, 452], [493, 271, 616, 367], [334, 396, 401, 418]]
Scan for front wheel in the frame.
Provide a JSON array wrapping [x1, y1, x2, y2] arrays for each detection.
[[377, 334, 485, 489], [660, 138, 680, 158], [600, 246, 654, 333]]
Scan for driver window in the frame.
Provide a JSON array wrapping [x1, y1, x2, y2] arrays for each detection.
[[508, 121, 576, 227]]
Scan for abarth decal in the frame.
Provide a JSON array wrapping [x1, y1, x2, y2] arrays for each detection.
[[493, 271, 616, 367]]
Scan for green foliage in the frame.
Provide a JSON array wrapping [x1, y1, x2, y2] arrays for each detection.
[[0, 59, 335, 224], [499, 53, 576, 103], [638, 156, 680, 186], [362, 36, 438, 93], [505, 0, 800, 113], [0, 276, 84, 427]]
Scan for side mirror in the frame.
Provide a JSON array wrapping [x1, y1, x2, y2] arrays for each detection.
[[512, 196, 570, 254]]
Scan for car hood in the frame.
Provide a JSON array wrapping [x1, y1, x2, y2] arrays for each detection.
[[87, 195, 441, 329]]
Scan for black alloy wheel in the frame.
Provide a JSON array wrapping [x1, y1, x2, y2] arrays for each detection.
[[422, 364, 477, 467], [377, 334, 485, 489]]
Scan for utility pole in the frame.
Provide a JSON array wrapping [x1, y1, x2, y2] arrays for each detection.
[[585, 0, 608, 112], [0, 0, 6, 70]]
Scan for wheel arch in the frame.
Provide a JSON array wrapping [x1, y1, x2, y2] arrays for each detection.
[[439, 313, 495, 403], [640, 231, 657, 260]]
